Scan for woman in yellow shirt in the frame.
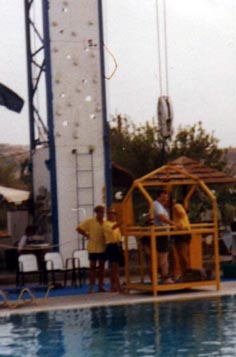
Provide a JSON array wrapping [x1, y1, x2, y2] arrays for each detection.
[[172, 203, 191, 281]]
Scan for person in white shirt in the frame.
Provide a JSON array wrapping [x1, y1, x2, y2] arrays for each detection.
[[153, 189, 178, 284], [18, 225, 36, 250]]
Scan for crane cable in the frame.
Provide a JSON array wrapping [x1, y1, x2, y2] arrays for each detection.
[[155, 0, 169, 97], [155, 0, 173, 140]]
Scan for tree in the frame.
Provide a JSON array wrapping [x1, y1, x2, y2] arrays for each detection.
[[109, 114, 164, 178], [170, 121, 227, 171], [109, 115, 236, 227], [109, 116, 228, 178]]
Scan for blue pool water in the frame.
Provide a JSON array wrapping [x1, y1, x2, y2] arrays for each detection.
[[1, 296, 236, 356]]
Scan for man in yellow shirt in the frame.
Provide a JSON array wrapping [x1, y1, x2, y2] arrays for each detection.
[[76, 205, 106, 293], [104, 208, 123, 293]]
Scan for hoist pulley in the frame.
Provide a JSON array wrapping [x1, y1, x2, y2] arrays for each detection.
[[157, 96, 173, 139]]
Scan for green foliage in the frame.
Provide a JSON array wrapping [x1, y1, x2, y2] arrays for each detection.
[[109, 115, 233, 226], [109, 115, 165, 178], [170, 121, 227, 171], [109, 115, 227, 178], [215, 186, 236, 225]]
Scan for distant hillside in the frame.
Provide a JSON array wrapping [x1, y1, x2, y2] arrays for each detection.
[[0, 144, 29, 161], [1, 144, 236, 177]]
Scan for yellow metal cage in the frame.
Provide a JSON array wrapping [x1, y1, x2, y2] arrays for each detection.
[[120, 163, 220, 296]]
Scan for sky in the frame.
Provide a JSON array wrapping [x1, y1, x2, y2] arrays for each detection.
[[0, 1, 28, 145], [0, 0, 236, 148]]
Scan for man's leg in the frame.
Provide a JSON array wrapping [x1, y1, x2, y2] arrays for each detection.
[[89, 260, 96, 293], [98, 259, 105, 292], [158, 252, 169, 278], [111, 261, 123, 292], [158, 252, 174, 283]]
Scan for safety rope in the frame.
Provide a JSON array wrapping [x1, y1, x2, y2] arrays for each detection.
[[0, 237, 78, 251], [0, 284, 55, 309], [103, 43, 118, 80]]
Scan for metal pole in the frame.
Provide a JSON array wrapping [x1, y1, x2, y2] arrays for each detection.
[[24, 0, 35, 219], [42, 0, 59, 249], [24, 0, 35, 151], [161, 138, 166, 165], [97, 0, 112, 208]]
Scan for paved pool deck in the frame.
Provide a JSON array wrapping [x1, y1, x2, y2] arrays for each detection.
[[1, 280, 236, 316]]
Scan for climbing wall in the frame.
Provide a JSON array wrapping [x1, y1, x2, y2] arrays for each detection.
[[48, 0, 106, 257]]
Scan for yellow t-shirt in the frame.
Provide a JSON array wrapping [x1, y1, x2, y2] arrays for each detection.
[[104, 220, 121, 244], [78, 217, 105, 253], [173, 204, 190, 229]]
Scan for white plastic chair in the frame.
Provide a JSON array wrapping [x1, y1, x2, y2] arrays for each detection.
[[72, 250, 90, 286], [17, 254, 42, 286], [44, 252, 74, 286]]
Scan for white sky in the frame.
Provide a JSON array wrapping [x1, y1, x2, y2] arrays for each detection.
[[0, 1, 28, 145], [0, 0, 236, 148]]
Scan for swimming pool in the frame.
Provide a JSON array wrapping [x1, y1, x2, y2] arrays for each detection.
[[1, 295, 236, 356]]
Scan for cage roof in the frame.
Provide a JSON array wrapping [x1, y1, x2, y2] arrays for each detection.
[[135, 156, 236, 187]]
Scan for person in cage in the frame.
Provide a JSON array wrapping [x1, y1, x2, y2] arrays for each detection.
[[153, 189, 179, 284], [172, 202, 191, 282]]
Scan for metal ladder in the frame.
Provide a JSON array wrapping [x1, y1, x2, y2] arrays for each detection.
[[72, 148, 95, 248]]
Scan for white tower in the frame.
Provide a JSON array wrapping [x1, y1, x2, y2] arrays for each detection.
[[25, 0, 110, 259]]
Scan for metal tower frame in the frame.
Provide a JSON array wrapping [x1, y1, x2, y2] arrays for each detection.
[[24, 0, 59, 246]]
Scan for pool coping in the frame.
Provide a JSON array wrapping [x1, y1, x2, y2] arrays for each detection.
[[1, 281, 236, 316]]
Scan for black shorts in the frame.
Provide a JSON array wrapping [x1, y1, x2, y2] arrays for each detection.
[[88, 252, 106, 262], [142, 236, 169, 252], [156, 236, 170, 253], [174, 234, 191, 244], [106, 243, 120, 263], [141, 236, 150, 247]]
